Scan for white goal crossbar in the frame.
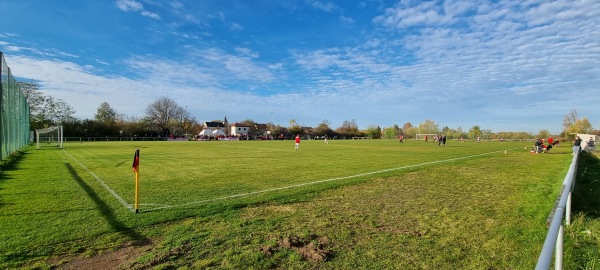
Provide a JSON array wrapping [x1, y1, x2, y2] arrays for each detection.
[[36, 126, 64, 149], [415, 134, 437, 140]]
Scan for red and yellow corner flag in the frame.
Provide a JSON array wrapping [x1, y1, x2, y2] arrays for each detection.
[[132, 149, 140, 213], [132, 149, 140, 172]]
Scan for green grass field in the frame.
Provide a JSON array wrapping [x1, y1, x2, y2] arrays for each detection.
[[1, 139, 598, 269]]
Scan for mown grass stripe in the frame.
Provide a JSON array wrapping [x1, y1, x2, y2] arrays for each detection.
[[141, 147, 523, 212]]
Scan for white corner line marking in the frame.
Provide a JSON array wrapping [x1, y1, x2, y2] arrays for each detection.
[[63, 150, 135, 212], [143, 148, 520, 212]]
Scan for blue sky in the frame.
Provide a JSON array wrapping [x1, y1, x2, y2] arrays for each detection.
[[1, 0, 598, 134]]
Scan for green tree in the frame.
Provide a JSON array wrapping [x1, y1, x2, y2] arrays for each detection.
[[382, 126, 399, 139], [537, 129, 551, 139], [469, 125, 483, 139], [91, 102, 121, 136], [95, 102, 118, 124], [364, 125, 382, 139], [454, 126, 467, 140], [289, 119, 297, 128], [314, 120, 334, 137], [402, 122, 416, 139], [288, 119, 303, 136], [562, 110, 594, 137], [417, 120, 439, 134], [567, 118, 593, 135], [121, 116, 153, 137], [272, 125, 289, 139]]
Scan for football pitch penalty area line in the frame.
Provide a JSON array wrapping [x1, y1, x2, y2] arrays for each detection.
[[142, 147, 523, 213], [63, 150, 136, 212]]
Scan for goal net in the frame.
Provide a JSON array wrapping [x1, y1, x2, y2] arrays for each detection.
[[415, 134, 437, 141], [36, 126, 63, 149]]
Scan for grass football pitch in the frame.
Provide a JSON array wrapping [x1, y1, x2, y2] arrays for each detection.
[[2, 139, 596, 269]]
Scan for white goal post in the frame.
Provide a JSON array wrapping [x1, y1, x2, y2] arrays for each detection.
[[415, 134, 438, 141], [352, 137, 372, 140], [36, 126, 63, 149]]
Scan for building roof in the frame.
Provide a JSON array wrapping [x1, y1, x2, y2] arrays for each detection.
[[204, 121, 225, 128], [230, 123, 250, 127], [255, 123, 268, 131]]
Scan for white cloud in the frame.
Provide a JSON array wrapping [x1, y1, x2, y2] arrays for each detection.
[[3, 1, 599, 133], [230, 22, 243, 31], [235, 48, 259, 58], [373, 0, 469, 28], [115, 0, 160, 20], [306, 0, 337, 12], [340, 15, 355, 24]]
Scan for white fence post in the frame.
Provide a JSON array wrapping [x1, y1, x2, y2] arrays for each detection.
[[556, 225, 563, 270], [566, 192, 572, 225], [535, 147, 579, 270]]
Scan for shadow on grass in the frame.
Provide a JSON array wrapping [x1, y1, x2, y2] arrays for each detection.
[[0, 149, 30, 172], [572, 152, 600, 218], [0, 150, 31, 209], [65, 163, 150, 246]]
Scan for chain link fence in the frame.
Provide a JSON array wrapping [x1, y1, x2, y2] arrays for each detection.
[[0, 52, 30, 160]]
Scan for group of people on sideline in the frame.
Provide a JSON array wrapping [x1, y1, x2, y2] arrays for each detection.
[[531, 135, 599, 155], [293, 134, 595, 154], [532, 137, 560, 154]]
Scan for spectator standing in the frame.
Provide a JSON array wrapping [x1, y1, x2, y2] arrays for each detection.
[[573, 136, 582, 155]]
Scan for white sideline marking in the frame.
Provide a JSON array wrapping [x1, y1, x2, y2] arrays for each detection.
[[63, 150, 135, 212], [143, 148, 521, 212]]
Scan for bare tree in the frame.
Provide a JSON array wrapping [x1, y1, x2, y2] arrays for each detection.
[[19, 81, 76, 128], [48, 98, 76, 124], [562, 110, 578, 132], [337, 119, 360, 137], [145, 97, 187, 132]]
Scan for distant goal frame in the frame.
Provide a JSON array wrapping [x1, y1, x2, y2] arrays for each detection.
[[36, 126, 64, 149], [415, 134, 437, 141]]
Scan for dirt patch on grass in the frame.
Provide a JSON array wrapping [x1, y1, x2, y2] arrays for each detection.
[[261, 234, 333, 262], [52, 243, 151, 270]]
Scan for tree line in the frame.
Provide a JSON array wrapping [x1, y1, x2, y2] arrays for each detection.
[[18, 81, 597, 140]]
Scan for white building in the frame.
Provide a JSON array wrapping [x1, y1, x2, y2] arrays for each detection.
[[201, 116, 229, 136], [576, 133, 598, 152], [230, 123, 250, 137]]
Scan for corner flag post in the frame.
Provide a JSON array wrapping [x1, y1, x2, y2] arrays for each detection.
[[132, 149, 140, 213]]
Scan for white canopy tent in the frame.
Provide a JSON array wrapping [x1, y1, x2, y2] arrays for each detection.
[[199, 130, 212, 136], [212, 129, 226, 136]]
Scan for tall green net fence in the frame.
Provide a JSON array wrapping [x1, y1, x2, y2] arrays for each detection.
[[0, 52, 30, 160]]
